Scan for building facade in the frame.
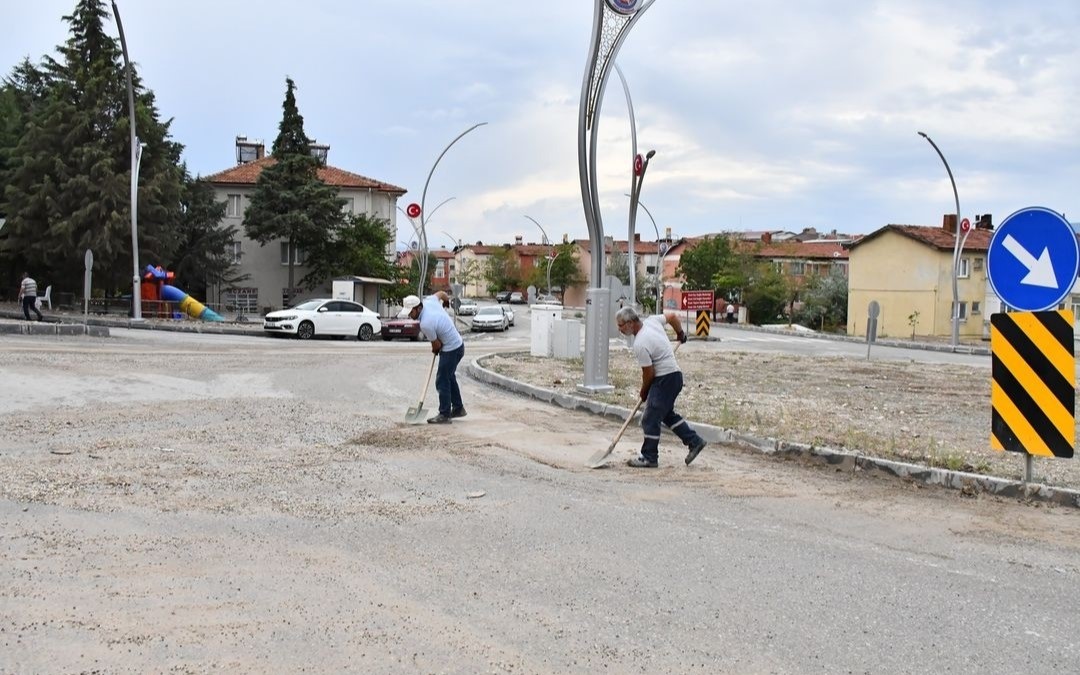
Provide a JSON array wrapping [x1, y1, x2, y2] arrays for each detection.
[[203, 137, 406, 312]]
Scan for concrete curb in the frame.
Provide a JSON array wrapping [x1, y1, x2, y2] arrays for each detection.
[[467, 351, 1080, 509], [0, 320, 110, 337], [0, 309, 262, 337], [697, 322, 992, 356]]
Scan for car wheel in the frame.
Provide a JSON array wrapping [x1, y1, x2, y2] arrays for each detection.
[[358, 324, 374, 341], [297, 321, 315, 340]]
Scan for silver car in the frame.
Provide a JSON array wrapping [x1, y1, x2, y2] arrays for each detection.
[[471, 306, 509, 332], [457, 298, 478, 315]]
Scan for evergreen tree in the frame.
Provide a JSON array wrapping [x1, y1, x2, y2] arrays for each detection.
[[243, 77, 344, 306], [2, 0, 185, 294], [301, 212, 396, 289], [169, 171, 247, 300]]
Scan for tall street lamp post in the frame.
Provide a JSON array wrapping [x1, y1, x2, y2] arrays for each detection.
[[627, 148, 655, 307], [112, 1, 143, 320], [546, 249, 560, 297], [918, 131, 968, 347], [627, 194, 663, 310]]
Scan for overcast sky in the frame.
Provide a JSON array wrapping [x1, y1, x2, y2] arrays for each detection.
[[6, 0, 1080, 249]]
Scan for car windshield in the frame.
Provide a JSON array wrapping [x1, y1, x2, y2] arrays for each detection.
[[291, 300, 323, 311], [477, 307, 502, 316], [460, 299, 476, 305]]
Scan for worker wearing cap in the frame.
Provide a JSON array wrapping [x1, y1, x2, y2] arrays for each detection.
[[614, 306, 707, 468], [403, 292, 466, 423]]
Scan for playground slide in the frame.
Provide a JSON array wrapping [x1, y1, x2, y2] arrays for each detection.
[[161, 284, 225, 322]]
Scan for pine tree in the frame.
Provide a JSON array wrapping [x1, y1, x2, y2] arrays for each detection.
[[169, 170, 247, 300], [243, 77, 344, 306], [1, 0, 185, 294]]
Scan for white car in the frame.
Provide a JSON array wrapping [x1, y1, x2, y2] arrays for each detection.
[[471, 305, 509, 332], [457, 298, 478, 315], [501, 305, 515, 326], [263, 299, 381, 341]]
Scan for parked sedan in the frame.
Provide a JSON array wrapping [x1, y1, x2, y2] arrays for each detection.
[[381, 311, 423, 341], [495, 291, 512, 303], [457, 298, 478, 315], [471, 306, 509, 332], [263, 299, 381, 340], [509, 291, 526, 304]]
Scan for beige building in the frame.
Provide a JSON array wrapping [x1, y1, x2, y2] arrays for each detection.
[[847, 218, 993, 339], [204, 137, 406, 312]]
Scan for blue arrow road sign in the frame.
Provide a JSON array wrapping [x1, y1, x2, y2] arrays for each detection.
[[987, 207, 1079, 312]]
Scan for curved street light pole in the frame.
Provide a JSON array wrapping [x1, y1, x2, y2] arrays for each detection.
[[627, 194, 663, 310], [627, 149, 655, 307], [418, 123, 487, 297], [523, 215, 550, 246], [112, 1, 143, 320], [546, 251, 561, 296], [918, 131, 965, 347], [615, 64, 639, 307]]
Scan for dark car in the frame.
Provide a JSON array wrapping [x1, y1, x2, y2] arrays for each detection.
[[495, 291, 512, 303], [381, 313, 423, 341]]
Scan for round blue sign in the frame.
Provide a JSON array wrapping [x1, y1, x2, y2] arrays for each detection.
[[605, 0, 640, 15], [987, 206, 1079, 311]]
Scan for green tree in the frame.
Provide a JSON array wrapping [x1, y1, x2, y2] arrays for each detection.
[[794, 272, 848, 331], [677, 236, 746, 299], [482, 247, 522, 295], [169, 171, 247, 301], [243, 77, 344, 306], [456, 257, 481, 295], [547, 242, 585, 298], [301, 212, 396, 289], [2, 0, 185, 294], [743, 263, 789, 325]]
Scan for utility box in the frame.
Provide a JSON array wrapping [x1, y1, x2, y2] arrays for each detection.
[[530, 304, 563, 356], [552, 319, 582, 359]]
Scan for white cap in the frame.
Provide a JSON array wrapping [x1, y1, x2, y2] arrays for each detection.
[[402, 295, 421, 310]]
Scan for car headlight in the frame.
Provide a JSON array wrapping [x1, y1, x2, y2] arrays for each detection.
[[276, 315, 297, 321]]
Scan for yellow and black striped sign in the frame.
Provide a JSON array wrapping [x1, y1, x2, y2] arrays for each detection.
[[695, 310, 711, 337], [990, 310, 1075, 458]]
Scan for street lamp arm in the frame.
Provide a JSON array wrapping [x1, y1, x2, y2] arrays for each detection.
[[918, 130, 963, 347], [523, 215, 550, 245], [112, 0, 143, 320]]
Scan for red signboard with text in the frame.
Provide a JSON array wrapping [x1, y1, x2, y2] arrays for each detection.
[[681, 290, 714, 311]]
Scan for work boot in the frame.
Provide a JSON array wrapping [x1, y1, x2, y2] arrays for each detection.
[[427, 413, 452, 424], [627, 456, 658, 468], [450, 407, 467, 418], [685, 441, 707, 466]]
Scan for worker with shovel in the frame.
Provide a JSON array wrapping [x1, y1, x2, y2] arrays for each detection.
[[404, 292, 465, 424], [614, 307, 707, 468]]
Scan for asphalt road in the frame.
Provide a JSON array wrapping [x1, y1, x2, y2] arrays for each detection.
[[1, 323, 1077, 673]]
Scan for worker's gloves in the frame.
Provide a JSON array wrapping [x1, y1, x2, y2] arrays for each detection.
[[676, 330, 687, 344]]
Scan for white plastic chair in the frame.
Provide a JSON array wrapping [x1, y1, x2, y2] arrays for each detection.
[[37, 285, 52, 310]]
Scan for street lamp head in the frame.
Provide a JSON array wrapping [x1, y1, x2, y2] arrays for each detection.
[[645, 149, 656, 159], [917, 131, 928, 139]]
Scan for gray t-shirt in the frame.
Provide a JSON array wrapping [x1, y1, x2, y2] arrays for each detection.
[[632, 315, 679, 377]]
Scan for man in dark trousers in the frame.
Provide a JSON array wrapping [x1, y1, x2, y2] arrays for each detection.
[[615, 306, 707, 468], [18, 272, 43, 322], [404, 291, 466, 424]]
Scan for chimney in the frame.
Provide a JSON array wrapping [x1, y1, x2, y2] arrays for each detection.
[[942, 214, 957, 233], [664, 227, 672, 240], [562, 233, 569, 243], [634, 233, 641, 241], [514, 235, 523, 245], [762, 232, 772, 244], [235, 135, 265, 165], [309, 140, 329, 165]]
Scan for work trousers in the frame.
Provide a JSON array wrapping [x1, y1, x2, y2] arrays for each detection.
[[640, 371, 703, 462], [435, 344, 465, 416]]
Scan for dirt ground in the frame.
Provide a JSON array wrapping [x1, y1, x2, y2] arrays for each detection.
[[483, 341, 1080, 492]]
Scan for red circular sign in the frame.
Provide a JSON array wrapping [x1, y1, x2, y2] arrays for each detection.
[[960, 217, 971, 233], [549, 249, 558, 260], [633, 154, 644, 176], [406, 203, 422, 219]]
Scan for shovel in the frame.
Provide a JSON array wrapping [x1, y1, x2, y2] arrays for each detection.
[[405, 353, 438, 423], [586, 398, 644, 469]]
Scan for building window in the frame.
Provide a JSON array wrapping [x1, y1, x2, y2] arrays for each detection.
[[973, 258, 984, 271], [972, 301, 981, 315], [435, 260, 446, 277], [957, 301, 968, 321], [226, 194, 242, 217], [280, 243, 306, 265], [342, 197, 354, 214], [789, 261, 805, 275], [957, 258, 970, 278], [646, 265, 656, 274], [230, 241, 242, 264]]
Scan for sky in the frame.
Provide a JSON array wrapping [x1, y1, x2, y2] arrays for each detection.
[[5, 0, 1080, 251]]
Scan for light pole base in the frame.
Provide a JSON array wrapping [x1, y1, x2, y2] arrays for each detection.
[[576, 383, 615, 395]]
